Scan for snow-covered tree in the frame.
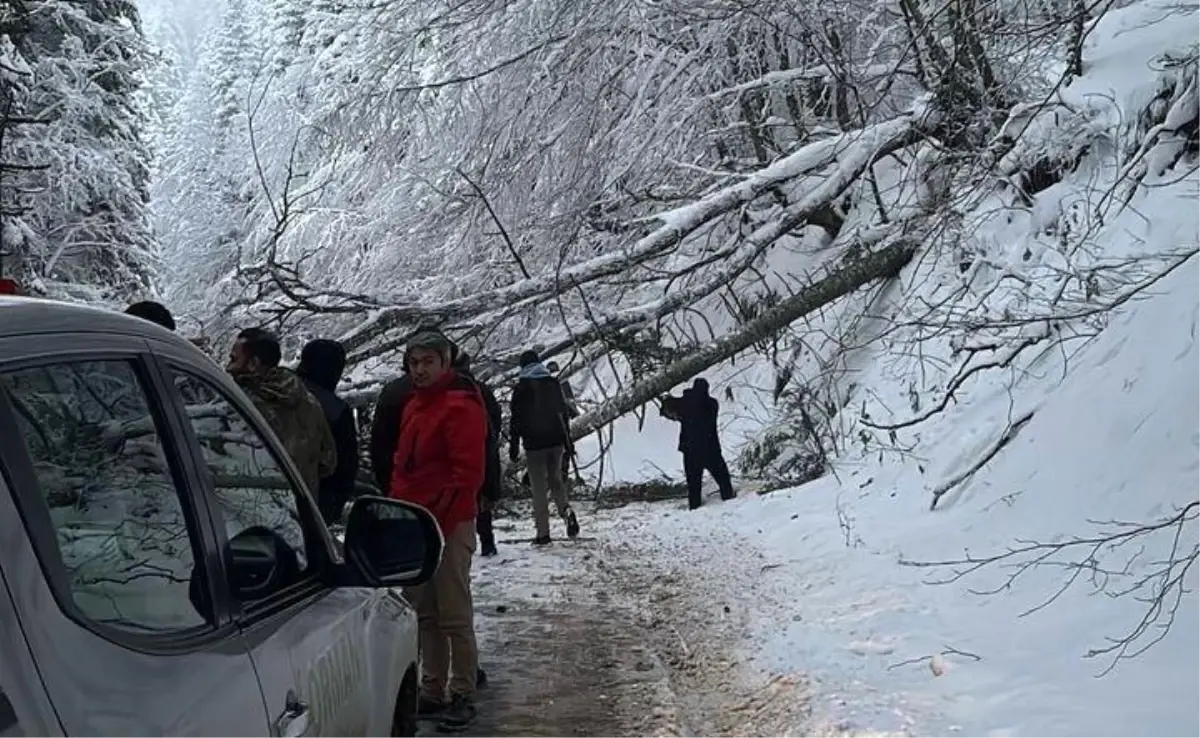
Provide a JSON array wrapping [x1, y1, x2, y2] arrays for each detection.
[[151, 0, 1196, 421], [0, 0, 157, 301], [153, 0, 270, 324], [265, 0, 305, 72]]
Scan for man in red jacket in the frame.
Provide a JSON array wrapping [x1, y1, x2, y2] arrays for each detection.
[[390, 330, 488, 732]]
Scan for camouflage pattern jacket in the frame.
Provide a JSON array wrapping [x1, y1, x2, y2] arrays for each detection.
[[233, 367, 337, 494]]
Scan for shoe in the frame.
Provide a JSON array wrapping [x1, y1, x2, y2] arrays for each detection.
[[436, 693, 477, 733], [564, 508, 580, 538], [532, 534, 552, 546], [481, 544, 498, 557], [418, 693, 446, 717], [476, 667, 487, 688]]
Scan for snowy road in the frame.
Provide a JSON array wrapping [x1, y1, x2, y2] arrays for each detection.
[[463, 528, 681, 737], [424, 498, 815, 737]]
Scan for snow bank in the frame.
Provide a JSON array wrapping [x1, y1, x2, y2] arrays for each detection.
[[569, 0, 1198, 733]]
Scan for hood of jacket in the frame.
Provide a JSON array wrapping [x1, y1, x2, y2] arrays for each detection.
[[518, 361, 552, 380], [297, 339, 346, 392], [233, 366, 309, 409]]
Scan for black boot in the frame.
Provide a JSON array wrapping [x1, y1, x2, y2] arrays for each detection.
[[436, 693, 477, 733], [477, 508, 497, 556], [565, 507, 580, 538], [476, 667, 487, 688], [418, 693, 446, 717]]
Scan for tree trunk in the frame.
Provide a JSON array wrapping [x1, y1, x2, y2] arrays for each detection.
[[569, 239, 920, 440]]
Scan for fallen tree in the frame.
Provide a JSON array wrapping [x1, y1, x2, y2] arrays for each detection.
[[337, 109, 932, 356], [450, 117, 928, 380], [568, 238, 920, 440]]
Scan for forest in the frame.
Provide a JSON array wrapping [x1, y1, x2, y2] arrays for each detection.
[[1, 0, 1195, 481]]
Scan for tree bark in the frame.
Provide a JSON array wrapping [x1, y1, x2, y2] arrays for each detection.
[[569, 239, 920, 440]]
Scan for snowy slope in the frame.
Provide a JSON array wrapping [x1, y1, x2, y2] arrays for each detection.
[[563, 1, 1198, 734], [576, 235, 1198, 734], [597, 250, 1196, 735]]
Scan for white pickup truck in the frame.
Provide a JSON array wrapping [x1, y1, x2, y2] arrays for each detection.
[[0, 296, 441, 736]]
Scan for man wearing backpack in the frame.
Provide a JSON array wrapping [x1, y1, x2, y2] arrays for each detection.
[[509, 350, 580, 545]]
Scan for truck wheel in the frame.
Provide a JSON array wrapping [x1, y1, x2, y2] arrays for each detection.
[[390, 667, 418, 737]]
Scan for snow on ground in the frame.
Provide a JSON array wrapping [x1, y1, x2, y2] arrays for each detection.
[[466, 513, 687, 737], [487, 2, 1198, 734], [472, 505, 819, 737]]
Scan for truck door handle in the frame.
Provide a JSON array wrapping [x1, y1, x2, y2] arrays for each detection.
[[274, 690, 311, 738]]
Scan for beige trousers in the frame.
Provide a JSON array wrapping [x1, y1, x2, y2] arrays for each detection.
[[527, 446, 571, 538], [403, 520, 478, 698]]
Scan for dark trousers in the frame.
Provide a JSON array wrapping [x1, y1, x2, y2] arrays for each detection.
[[477, 450, 500, 553], [476, 508, 496, 552], [683, 450, 735, 510], [319, 490, 347, 528]]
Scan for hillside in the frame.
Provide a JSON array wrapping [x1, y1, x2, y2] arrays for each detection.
[[573, 0, 1197, 487]]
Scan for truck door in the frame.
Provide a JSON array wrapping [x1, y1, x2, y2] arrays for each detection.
[[156, 360, 395, 737], [0, 521, 60, 737], [0, 335, 270, 736]]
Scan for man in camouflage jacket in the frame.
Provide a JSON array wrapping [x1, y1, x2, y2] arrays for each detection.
[[227, 327, 336, 494]]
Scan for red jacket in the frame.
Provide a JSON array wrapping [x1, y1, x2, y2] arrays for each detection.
[[388, 369, 487, 536]]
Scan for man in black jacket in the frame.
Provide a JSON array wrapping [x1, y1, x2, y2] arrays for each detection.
[[297, 339, 360, 526], [455, 351, 502, 557], [510, 350, 579, 545], [661, 377, 736, 510]]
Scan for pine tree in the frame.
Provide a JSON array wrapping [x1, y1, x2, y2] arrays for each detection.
[[156, 0, 265, 319], [208, 0, 257, 139], [267, 0, 306, 72], [1, 0, 157, 300], [1, 1, 43, 284]]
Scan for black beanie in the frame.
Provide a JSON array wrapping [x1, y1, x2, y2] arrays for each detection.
[[518, 349, 540, 367]]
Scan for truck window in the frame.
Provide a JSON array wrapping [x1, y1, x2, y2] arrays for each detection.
[[169, 369, 315, 598], [1, 359, 210, 634]]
